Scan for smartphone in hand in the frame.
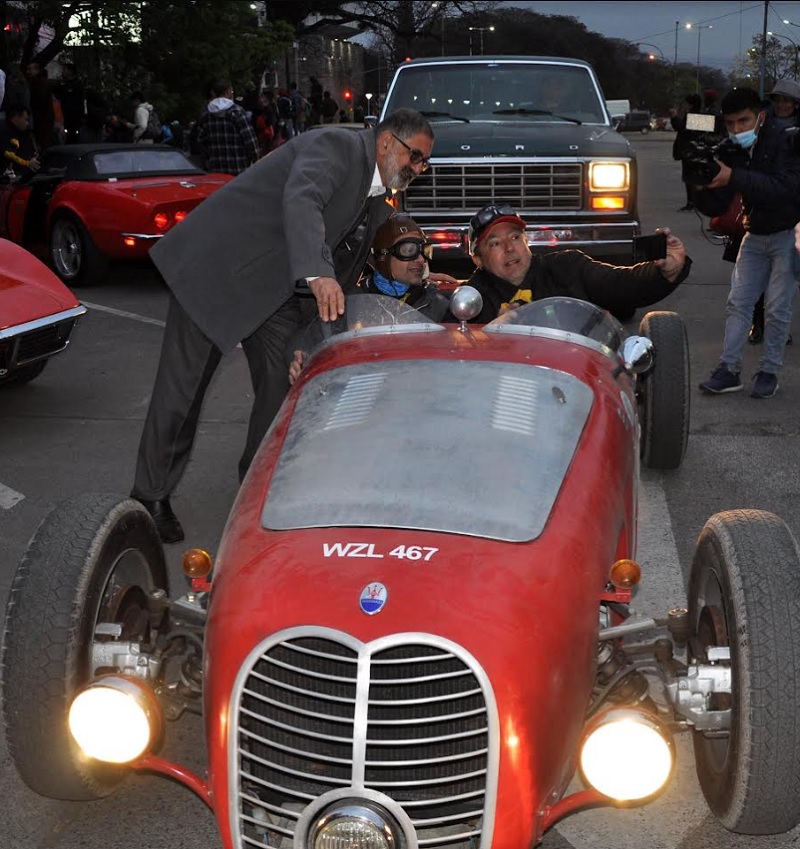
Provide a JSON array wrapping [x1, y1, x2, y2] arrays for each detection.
[[632, 232, 667, 262]]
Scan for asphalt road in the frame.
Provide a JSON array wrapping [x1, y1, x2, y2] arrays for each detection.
[[2, 131, 800, 849]]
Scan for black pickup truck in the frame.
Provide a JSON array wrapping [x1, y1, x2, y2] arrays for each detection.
[[380, 56, 640, 262]]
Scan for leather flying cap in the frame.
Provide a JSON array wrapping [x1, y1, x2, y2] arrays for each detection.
[[468, 204, 526, 254], [371, 214, 426, 275]]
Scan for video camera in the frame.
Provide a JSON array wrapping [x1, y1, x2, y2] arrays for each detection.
[[679, 113, 746, 185]]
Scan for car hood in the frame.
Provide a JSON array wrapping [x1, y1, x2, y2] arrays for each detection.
[[0, 240, 80, 330], [103, 174, 232, 202], [429, 121, 631, 158]]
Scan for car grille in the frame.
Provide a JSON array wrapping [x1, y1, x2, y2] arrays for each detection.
[[9, 319, 77, 366], [235, 633, 493, 849], [404, 162, 583, 212]]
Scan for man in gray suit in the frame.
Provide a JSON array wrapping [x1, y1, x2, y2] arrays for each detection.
[[131, 108, 434, 543]]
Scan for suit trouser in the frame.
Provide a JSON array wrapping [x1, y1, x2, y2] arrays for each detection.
[[131, 293, 302, 501]]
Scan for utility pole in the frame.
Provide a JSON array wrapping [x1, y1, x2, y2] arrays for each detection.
[[759, 1, 769, 98]]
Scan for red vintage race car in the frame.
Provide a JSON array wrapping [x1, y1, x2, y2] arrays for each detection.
[[0, 143, 232, 286], [0, 237, 86, 385], [5, 292, 800, 847]]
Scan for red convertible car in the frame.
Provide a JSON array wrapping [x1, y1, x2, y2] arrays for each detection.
[[0, 237, 85, 385], [4, 292, 800, 847], [0, 144, 232, 286]]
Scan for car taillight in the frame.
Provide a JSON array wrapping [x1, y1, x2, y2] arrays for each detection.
[[174, 210, 188, 223], [154, 212, 169, 229]]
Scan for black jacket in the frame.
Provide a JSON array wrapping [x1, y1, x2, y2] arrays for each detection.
[[691, 114, 800, 234], [464, 250, 691, 324]]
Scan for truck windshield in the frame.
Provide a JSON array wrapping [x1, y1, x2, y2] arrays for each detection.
[[384, 62, 608, 125]]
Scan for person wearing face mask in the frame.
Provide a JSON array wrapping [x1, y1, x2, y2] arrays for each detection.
[[748, 79, 800, 345], [693, 87, 800, 399]]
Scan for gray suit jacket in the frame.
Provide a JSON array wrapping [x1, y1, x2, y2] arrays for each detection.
[[150, 127, 393, 353]]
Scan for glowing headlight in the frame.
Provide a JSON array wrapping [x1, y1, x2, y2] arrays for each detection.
[[579, 708, 674, 802], [311, 803, 400, 849], [68, 676, 160, 764], [589, 162, 629, 191]]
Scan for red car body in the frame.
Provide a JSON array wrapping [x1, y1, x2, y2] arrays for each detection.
[[8, 295, 800, 848], [203, 316, 638, 849], [0, 238, 85, 384], [0, 144, 232, 285]]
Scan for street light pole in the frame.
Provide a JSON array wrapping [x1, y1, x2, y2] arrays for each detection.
[[686, 23, 712, 94], [468, 26, 495, 56]]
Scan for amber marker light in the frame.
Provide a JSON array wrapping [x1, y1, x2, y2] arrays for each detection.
[[609, 559, 641, 589], [123, 236, 136, 247], [591, 196, 626, 210], [182, 548, 213, 579]]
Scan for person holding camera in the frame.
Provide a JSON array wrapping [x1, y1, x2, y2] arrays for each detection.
[[693, 87, 800, 399]]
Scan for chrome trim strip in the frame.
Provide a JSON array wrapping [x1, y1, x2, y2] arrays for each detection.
[[0, 304, 87, 341], [120, 232, 164, 240]]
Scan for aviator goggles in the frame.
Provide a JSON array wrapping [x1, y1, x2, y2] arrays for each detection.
[[391, 133, 432, 170], [378, 238, 434, 261]]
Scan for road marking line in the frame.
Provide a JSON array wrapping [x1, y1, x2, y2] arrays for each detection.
[[0, 483, 25, 509], [81, 301, 166, 327]]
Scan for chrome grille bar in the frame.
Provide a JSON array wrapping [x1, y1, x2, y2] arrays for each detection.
[[234, 631, 496, 849]]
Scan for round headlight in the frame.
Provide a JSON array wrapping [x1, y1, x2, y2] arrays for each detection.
[[579, 708, 674, 802], [312, 803, 400, 849], [68, 676, 160, 764]]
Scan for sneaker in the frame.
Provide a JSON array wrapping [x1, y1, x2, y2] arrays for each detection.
[[750, 370, 778, 399], [699, 364, 742, 394]]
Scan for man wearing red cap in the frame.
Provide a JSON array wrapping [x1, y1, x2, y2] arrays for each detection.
[[463, 204, 690, 324]]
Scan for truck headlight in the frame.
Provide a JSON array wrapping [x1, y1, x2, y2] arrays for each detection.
[[310, 802, 401, 849], [589, 162, 629, 191], [68, 675, 161, 764], [579, 707, 674, 802]]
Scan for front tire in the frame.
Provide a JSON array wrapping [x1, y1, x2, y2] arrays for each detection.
[[689, 510, 800, 834], [637, 311, 690, 469], [1, 494, 168, 800], [49, 211, 109, 287]]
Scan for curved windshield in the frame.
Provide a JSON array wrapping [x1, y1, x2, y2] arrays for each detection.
[[384, 62, 608, 125], [298, 293, 442, 359], [485, 297, 626, 353]]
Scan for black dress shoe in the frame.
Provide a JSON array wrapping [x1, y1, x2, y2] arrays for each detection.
[[138, 498, 185, 544]]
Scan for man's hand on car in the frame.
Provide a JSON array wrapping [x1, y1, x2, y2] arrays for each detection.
[[288, 350, 305, 385], [654, 228, 687, 283], [309, 277, 345, 321]]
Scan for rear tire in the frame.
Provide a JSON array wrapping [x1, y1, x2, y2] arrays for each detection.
[[1, 494, 168, 800], [49, 211, 109, 287], [637, 310, 690, 469], [689, 510, 800, 834]]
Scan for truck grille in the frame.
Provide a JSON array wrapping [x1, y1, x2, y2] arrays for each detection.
[[235, 633, 493, 849], [404, 162, 583, 212]]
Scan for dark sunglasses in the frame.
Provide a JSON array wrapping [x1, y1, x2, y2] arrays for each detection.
[[379, 238, 434, 261], [391, 133, 431, 170]]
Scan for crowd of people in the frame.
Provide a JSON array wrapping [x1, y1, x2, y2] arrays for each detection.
[[0, 62, 364, 183]]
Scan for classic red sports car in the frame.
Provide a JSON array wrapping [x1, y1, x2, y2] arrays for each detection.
[[0, 237, 86, 385], [5, 292, 800, 848], [0, 143, 232, 286]]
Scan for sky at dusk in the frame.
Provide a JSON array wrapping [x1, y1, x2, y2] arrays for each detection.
[[502, 2, 800, 70]]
